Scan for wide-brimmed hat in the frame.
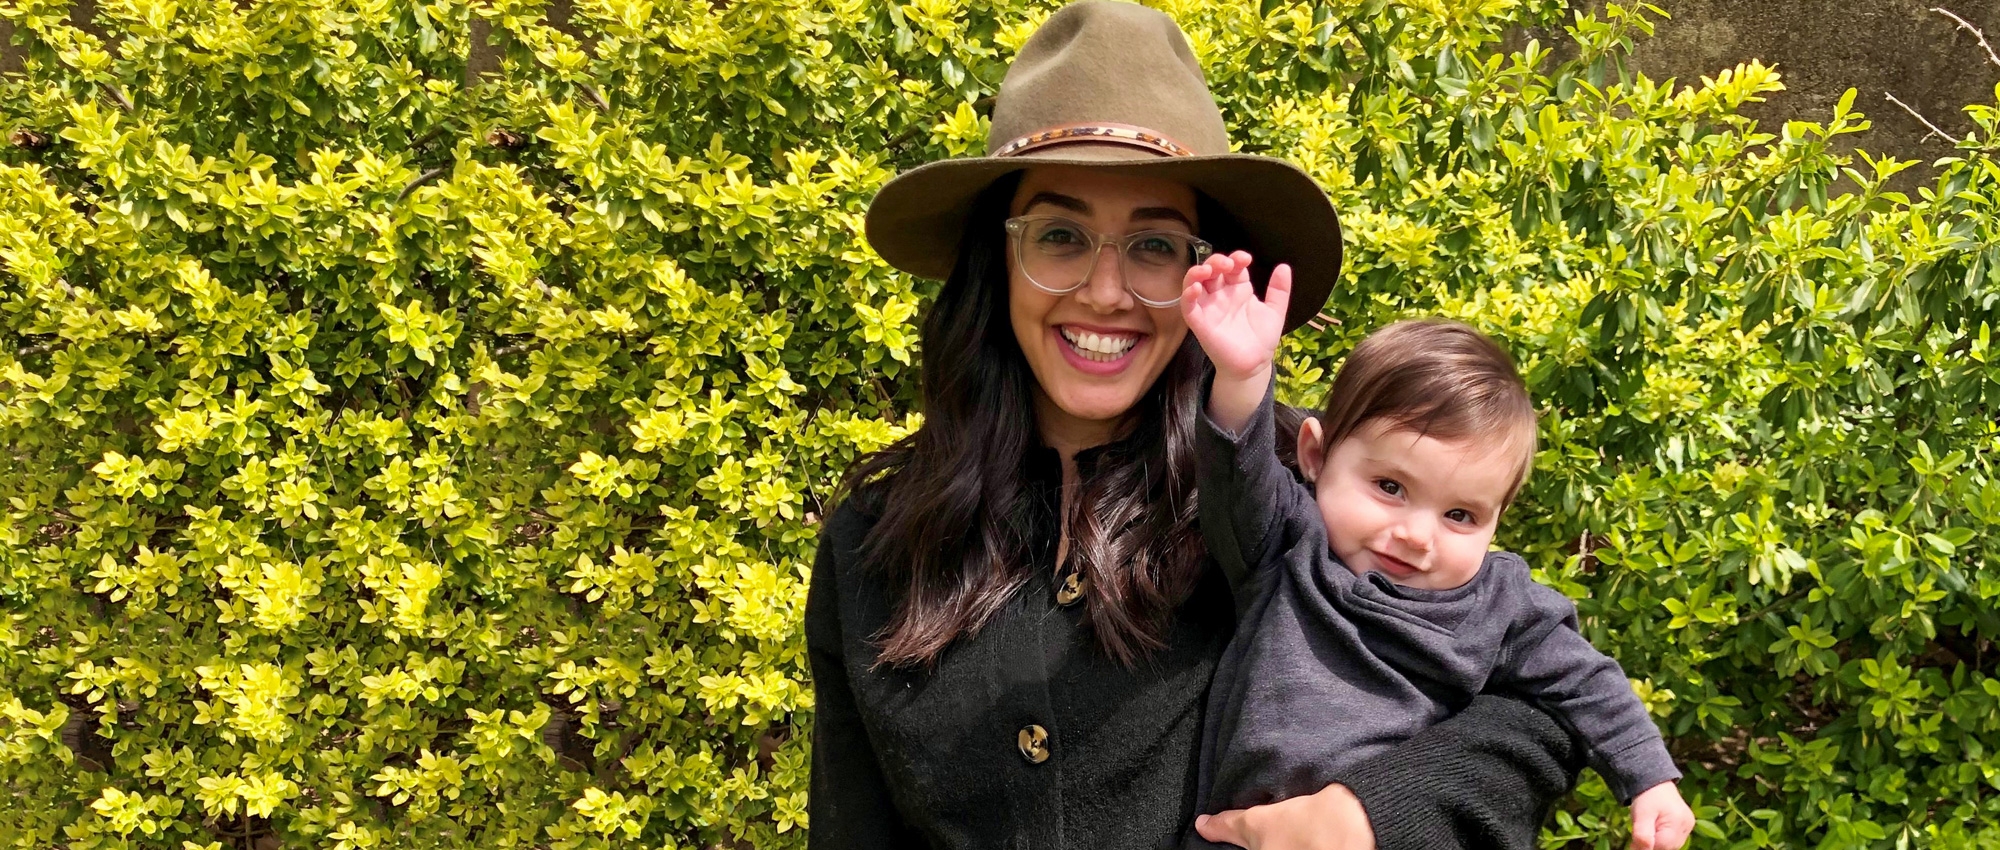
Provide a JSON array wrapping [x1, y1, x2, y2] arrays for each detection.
[[865, 0, 1342, 332]]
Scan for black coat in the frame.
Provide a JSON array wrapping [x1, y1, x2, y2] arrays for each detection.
[[807, 443, 1582, 850]]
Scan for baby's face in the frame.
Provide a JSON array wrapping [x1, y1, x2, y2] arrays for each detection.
[[1311, 420, 1521, 591]]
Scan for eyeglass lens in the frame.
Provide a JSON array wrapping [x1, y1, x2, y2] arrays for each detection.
[[1015, 218, 1202, 303]]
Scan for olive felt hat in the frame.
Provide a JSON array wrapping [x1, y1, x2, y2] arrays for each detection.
[[864, 0, 1343, 331]]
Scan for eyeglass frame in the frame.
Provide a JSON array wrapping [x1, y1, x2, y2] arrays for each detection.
[[1002, 214, 1215, 308]]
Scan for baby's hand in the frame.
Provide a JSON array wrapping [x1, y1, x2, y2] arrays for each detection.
[[1629, 782, 1695, 850], [1180, 251, 1290, 383]]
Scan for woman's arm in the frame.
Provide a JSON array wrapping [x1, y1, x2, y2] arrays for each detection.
[[1197, 697, 1584, 850], [805, 515, 924, 848], [1338, 696, 1584, 850]]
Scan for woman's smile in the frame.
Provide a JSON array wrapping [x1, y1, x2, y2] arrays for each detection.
[[1053, 323, 1148, 372]]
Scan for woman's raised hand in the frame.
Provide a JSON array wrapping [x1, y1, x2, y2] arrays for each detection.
[[1181, 251, 1292, 384]]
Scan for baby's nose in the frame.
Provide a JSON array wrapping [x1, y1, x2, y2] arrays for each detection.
[[1395, 517, 1435, 552]]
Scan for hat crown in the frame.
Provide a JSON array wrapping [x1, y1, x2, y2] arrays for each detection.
[[986, 1, 1231, 157]]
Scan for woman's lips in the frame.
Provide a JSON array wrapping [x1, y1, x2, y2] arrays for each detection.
[[1051, 325, 1146, 376]]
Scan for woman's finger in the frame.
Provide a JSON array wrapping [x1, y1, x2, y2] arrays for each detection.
[[1194, 812, 1250, 848]]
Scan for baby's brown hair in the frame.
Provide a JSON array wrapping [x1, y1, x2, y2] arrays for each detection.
[[1310, 319, 1539, 506]]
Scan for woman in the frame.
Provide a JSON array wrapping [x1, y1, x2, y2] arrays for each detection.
[[807, 3, 1581, 848]]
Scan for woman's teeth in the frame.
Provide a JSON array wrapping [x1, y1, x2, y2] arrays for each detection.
[[1060, 327, 1139, 362]]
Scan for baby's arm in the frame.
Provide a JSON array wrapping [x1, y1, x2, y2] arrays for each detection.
[[1182, 253, 1314, 597], [1491, 583, 1693, 848]]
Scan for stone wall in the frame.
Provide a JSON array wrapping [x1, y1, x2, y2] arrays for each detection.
[[1528, 0, 2000, 179]]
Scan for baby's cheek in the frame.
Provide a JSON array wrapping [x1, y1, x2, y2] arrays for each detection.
[[1315, 492, 1367, 552], [1431, 539, 1484, 582]]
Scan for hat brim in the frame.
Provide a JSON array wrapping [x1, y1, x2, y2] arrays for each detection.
[[865, 147, 1343, 333]]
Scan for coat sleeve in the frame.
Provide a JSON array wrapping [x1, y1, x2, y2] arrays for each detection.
[[805, 511, 924, 848], [1334, 696, 1586, 850], [1196, 376, 1318, 607], [1488, 583, 1680, 804]]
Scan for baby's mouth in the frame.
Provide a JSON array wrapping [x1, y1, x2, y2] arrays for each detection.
[[1372, 551, 1419, 576]]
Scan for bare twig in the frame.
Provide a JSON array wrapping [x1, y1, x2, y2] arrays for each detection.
[[409, 124, 453, 151], [1304, 310, 1342, 332], [1884, 92, 1963, 145], [397, 166, 450, 201], [493, 340, 544, 358], [1739, 587, 1812, 625], [577, 82, 610, 112], [99, 83, 132, 112], [1931, 6, 2000, 70]]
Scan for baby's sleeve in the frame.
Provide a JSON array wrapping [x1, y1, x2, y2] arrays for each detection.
[[1195, 375, 1320, 604], [1488, 580, 1681, 804]]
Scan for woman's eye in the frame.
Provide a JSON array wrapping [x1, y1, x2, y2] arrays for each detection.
[[1133, 235, 1177, 256], [1375, 479, 1402, 497], [1446, 508, 1475, 525], [1036, 226, 1083, 245]]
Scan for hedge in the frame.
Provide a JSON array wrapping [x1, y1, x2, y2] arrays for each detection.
[[0, 0, 1996, 847]]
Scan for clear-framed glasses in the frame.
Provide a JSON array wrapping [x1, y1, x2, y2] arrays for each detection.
[[1004, 214, 1214, 308]]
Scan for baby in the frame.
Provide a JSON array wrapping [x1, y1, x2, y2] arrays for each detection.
[[1179, 252, 1694, 850]]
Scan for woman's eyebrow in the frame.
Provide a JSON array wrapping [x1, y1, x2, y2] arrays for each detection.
[[1022, 192, 1195, 230], [1132, 207, 1194, 229], [1023, 191, 1090, 214]]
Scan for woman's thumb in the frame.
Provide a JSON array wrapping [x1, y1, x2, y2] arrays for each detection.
[[1195, 812, 1247, 847]]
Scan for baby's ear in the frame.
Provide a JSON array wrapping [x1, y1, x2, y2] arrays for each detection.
[[1296, 417, 1328, 483]]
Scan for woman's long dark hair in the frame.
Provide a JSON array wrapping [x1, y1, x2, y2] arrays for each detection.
[[844, 171, 1245, 669]]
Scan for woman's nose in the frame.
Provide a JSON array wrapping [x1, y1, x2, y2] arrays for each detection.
[[1075, 244, 1134, 313]]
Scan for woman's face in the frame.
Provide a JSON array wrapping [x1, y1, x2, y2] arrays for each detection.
[[1007, 165, 1198, 448]]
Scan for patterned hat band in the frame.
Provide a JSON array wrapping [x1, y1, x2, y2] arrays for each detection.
[[992, 122, 1197, 158]]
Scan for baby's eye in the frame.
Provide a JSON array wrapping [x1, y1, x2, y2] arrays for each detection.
[[1445, 508, 1476, 525], [1374, 479, 1402, 497]]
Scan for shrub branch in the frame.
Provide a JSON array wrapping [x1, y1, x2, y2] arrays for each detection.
[[1883, 92, 1962, 145], [1930, 6, 2000, 71]]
